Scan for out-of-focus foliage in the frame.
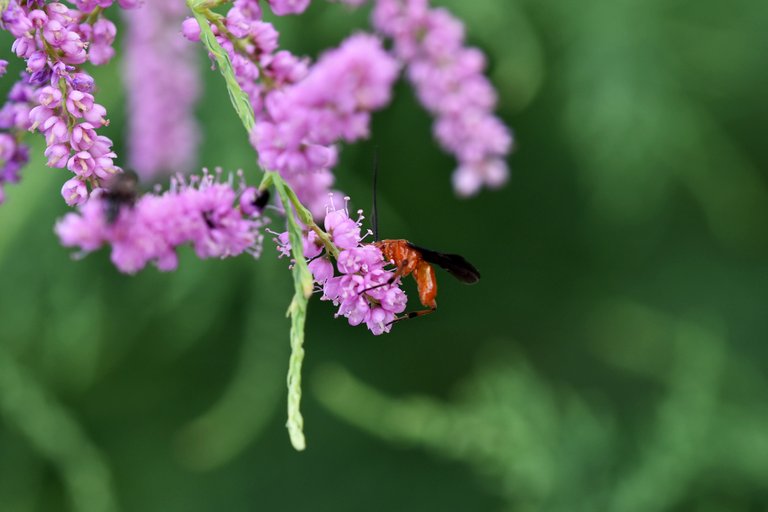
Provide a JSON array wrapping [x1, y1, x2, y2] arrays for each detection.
[[316, 305, 768, 511], [0, 0, 767, 511]]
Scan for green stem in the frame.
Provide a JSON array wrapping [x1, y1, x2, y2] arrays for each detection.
[[188, 1, 256, 132], [204, 11, 278, 90], [271, 173, 314, 299], [83, 6, 103, 25], [257, 171, 274, 190], [271, 174, 313, 451], [269, 172, 339, 258], [187, 0, 342, 451]]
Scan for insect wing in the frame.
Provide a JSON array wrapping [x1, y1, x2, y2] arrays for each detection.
[[104, 171, 139, 206], [407, 243, 481, 284]]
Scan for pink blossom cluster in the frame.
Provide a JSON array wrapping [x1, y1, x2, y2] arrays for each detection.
[[252, 34, 399, 216], [182, 0, 310, 113], [56, 170, 267, 274], [185, 3, 399, 217], [0, 76, 34, 203], [212, 0, 313, 17], [71, 0, 144, 13], [123, 0, 200, 180], [266, 0, 311, 15], [0, 73, 37, 132], [372, 0, 512, 196], [1, 0, 140, 205], [275, 197, 407, 335]]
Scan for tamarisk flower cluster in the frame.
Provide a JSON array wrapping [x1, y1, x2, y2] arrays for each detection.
[[185, 4, 399, 216], [1, 0, 140, 205], [182, 0, 310, 122], [253, 34, 399, 216], [0, 76, 34, 203], [372, 0, 512, 196], [266, 0, 311, 15], [123, 0, 200, 180], [275, 197, 407, 335], [56, 169, 267, 274]]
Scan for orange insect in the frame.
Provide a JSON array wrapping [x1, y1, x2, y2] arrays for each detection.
[[369, 153, 481, 324], [374, 239, 480, 322]]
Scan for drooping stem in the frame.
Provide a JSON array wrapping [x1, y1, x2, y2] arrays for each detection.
[[272, 174, 313, 451], [188, 0, 255, 132], [188, 0, 346, 450]]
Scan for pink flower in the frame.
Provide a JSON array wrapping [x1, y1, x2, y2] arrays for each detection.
[[2, 0, 127, 204], [56, 170, 267, 273], [274, 195, 407, 335], [267, 0, 311, 16], [61, 177, 88, 206], [45, 143, 70, 168], [66, 91, 95, 118], [181, 17, 201, 42], [373, 0, 513, 196], [70, 122, 97, 151], [89, 18, 117, 65], [324, 208, 361, 250], [56, 198, 109, 251], [123, 0, 201, 180], [249, 34, 397, 213]]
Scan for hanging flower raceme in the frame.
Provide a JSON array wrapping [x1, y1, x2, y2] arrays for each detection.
[[0, 76, 34, 203], [0, 0, 509, 451], [371, 0, 513, 196], [0, 132, 28, 204], [253, 33, 399, 216], [56, 169, 267, 274], [274, 196, 408, 335], [181, 0, 310, 118], [123, 0, 200, 180], [0, 0, 140, 205], [185, 4, 399, 217]]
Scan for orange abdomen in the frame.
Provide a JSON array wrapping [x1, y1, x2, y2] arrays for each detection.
[[414, 260, 437, 309]]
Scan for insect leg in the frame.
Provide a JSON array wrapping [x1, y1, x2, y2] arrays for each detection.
[[387, 306, 437, 325], [359, 258, 410, 295]]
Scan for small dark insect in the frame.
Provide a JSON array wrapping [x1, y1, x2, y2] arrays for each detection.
[[369, 152, 480, 324], [102, 170, 139, 224], [252, 188, 271, 212], [239, 187, 271, 216]]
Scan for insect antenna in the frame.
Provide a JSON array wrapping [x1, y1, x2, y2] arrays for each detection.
[[371, 146, 380, 242]]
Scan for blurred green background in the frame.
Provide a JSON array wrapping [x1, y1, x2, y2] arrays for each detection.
[[2, 0, 768, 510]]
